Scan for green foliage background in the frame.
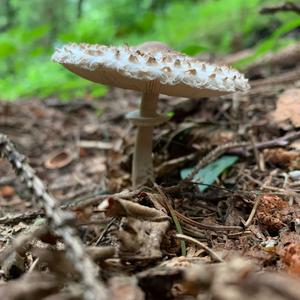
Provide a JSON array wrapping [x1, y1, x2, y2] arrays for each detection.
[[0, 0, 299, 101]]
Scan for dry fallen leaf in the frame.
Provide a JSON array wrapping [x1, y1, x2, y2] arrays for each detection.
[[263, 148, 300, 169], [281, 243, 300, 276], [0, 272, 59, 300], [109, 276, 144, 300], [272, 88, 300, 129]]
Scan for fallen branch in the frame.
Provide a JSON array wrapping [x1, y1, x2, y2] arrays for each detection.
[[0, 134, 108, 300], [260, 2, 300, 14], [247, 42, 300, 73], [230, 131, 300, 156], [249, 67, 300, 91]]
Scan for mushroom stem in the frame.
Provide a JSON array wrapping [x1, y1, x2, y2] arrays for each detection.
[[133, 125, 154, 187], [132, 92, 159, 188]]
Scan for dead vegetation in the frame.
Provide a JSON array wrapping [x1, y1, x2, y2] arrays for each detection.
[[1, 41, 300, 300]]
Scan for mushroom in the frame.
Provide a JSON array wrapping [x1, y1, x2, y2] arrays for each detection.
[[132, 41, 173, 53], [52, 42, 249, 188]]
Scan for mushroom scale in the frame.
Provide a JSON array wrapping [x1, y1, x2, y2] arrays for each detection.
[[52, 43, 250, 97], [52, 42, 250, 188]]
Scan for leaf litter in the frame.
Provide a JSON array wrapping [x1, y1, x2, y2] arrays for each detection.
[[1, 42, 300, 299]]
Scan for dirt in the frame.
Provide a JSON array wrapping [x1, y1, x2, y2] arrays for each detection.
[[1, 43, 300, 299]]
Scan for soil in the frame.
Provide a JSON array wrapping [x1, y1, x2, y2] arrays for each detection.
[[1, 43, 300, 300]]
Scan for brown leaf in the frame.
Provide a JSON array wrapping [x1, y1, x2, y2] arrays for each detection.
[[0, 272, 59, 300], [272, 88, 300, 129], [281, 243, 300, 276], [33, 246, 115, 277], [99, 197, 168, 221], [117, 217, 169, 259], [1, 252, 26, 279], [263, 148, 300, 169], [109, 276, 144, 300]]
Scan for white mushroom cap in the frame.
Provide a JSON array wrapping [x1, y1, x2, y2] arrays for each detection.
[[52, 43, 250, 98]]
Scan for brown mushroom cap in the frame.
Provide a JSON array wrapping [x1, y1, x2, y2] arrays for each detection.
[[132, 41, 173, 53], [52, 43, 250, 98]]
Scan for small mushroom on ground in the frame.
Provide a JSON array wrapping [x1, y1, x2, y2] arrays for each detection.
[[52, 42, 249, 187]]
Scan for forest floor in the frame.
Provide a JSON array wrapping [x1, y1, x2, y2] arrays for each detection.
[[1, 43, 300, 300]]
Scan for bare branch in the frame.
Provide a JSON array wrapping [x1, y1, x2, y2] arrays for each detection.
[[260, 2, 300, 15], [0, 134, 109, 300]]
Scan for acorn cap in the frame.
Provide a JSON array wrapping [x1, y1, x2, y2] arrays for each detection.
[[52, 43, 250, 98]]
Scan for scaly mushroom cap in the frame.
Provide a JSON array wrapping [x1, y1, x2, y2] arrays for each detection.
[[52, 43, 250, 98]]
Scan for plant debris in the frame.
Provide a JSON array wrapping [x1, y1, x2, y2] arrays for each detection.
[[1, 42, 300, 299], [272, 89, 300, 129]]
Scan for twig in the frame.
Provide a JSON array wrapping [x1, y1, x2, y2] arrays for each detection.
[[0, 175, 15, 185], [63, 189, 141, 209], [260, 2, 300, 14], [184, 142, 249, 182], [184, 141, 249, 182], [153, 183, 187, 256], [249, 131, 263, 172], [79, 140, 114, 150], [28, 257, 40, 273], [244, 173, 285, 192], [243, 197, 261, 228], [155, 182, 242, 232], [0, 189, 143, 225], [249, 67, 300, 90], [229, 131, 300, 155], [247, 43, 300, 72], [176, 233, 223, 262], [227, 230, 252, 238], [0, 211, 43, 225], [155, 153, 197, 177], [183, 224, 207, 240], [175, 209, 243, 232], [0, 134, 108, 300], [95, 218, 117, 246]]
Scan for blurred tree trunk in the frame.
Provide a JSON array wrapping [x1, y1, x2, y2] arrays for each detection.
[[77, 0, 84, 19], [149, 0, 169, 11], [0, 0, 16, 32], [43, 0, 69, 46]]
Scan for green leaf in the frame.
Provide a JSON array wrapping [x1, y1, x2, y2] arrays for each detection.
[[181, 44, 208, 55], [180, 155, 239, 192], [166, 111, 174, 118], [235, 17, 300, 68], [0, 40, 17, 57]]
